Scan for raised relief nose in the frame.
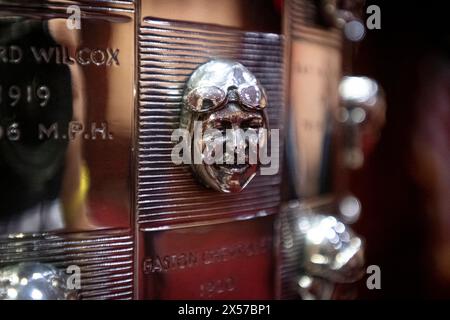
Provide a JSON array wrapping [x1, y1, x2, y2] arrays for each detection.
[[219, 103, 248, 128], [226, 86, 239, 102]]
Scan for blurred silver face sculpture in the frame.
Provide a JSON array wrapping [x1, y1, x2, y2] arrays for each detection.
[[281, 200, 365, 299], [181, 60, 269, 193], [0, 262, 78, 300]]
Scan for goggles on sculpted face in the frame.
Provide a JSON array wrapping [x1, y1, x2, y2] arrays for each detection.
[[184, 84, 268, 114]]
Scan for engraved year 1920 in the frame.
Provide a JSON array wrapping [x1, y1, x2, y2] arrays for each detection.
[[200, 277, 236, 298]]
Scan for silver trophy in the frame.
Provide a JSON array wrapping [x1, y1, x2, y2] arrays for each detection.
[[0, 0, 384, 300], [0, 0, 284, 299], [137, 16, 283, 300]]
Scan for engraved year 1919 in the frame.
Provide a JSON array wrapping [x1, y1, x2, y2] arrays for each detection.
[[0, 84, 50, 107]]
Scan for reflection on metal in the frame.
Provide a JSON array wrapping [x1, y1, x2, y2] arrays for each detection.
[[0, 0, 285, 299], [137, 17, 283, 227], [338, 76, 386, 169], [0, 1, 135, 300], [0, 262, 79, 300], [281, 199, 365, 300], [285, 0, 342, 198], [338, 194, 361, 224], [283, 0, 373, 300], [320, 0, 366, 31], [0, 1, 134, 234], [137, 18, 283, 299]]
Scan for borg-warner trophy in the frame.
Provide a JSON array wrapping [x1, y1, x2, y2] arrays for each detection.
[[281, 0, 385, 299], [0, 0, 384, 299]]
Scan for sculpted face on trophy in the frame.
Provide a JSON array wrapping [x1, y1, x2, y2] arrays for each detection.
[[181, 60, 269, 193]]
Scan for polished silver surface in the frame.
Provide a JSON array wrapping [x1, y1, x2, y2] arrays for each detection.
[[137, 18, 283, 299], [0, 230, 134, 299], [320, 0, 366, 29], [298, 209, 364, 283], [0, 0, 135, 300], [183, 60, 268, 113], [0, 262, 78, 300], [281, 0, 366, 300], [181, 59, 269, 193], [338, 76, 386, 169], [280, 199, 364, 300], [338, 194, 361, 224], [137, 18, 283, 227], [285, 0, 342, 199], [0, 1, 135, 233], [0, 1, 284, 300]]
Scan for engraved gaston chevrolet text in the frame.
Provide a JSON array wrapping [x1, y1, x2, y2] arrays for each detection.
[[142, 237, 272, 274]]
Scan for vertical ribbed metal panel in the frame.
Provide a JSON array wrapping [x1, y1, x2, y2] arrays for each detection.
[[137, 18, 284, 229]]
